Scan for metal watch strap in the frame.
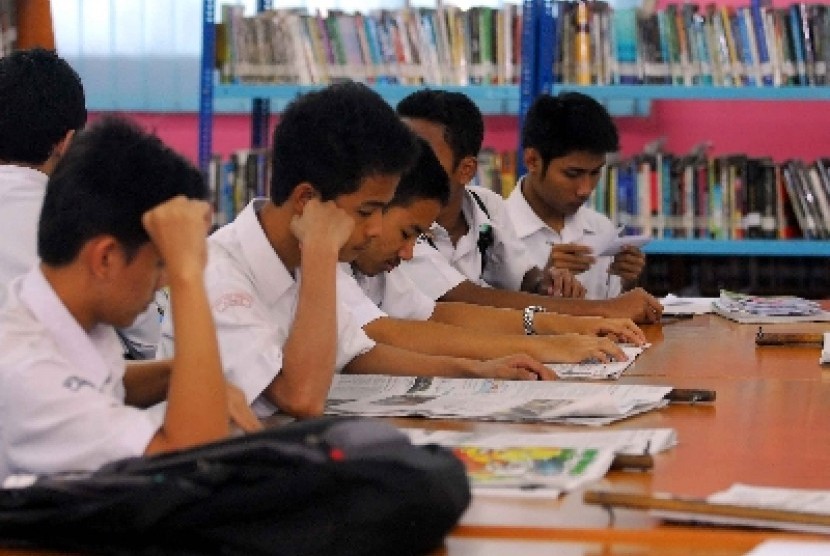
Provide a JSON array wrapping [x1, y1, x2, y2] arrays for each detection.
[[523, 305, 546, 335]]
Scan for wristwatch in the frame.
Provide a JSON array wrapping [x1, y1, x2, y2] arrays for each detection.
[[522, 305, 546, 335]]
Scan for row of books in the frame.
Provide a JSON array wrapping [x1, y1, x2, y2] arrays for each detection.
[[216, 4, 522, 86], [206, 149, 270, 227], [544, 0, 830, 87], [208, 146, 830, 243], [586, 153, 830, 240], [0, 0, 16, 59]]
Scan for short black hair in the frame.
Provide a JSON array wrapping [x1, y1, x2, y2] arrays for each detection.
[[38, 117, 207, 266], [396, 89, 484, 170], [0, 48, 87, 164], [389, 136, 450, 209], [270, 82, 417, 204], [522, 92, 619, 172]]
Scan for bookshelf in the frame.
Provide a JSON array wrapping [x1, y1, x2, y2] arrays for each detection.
[[198, 0, 523, 172]]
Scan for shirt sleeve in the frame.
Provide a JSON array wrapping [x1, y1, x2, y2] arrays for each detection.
[[474, 188, 537, 291], [400, 241, 467, 301], [1, 358, 159, 476], [337, 266, 386, 328], [382, 268, 436, 321]]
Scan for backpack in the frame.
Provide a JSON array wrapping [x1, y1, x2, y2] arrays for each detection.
[[0, 417, 471, 556]]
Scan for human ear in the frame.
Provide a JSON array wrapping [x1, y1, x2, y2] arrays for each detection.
[[523, 148, 542, 175], [84, 236, 122, 279], [291, 182, 320, 214]]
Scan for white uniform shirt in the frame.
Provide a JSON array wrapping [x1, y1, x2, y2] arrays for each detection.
[[0, 165, 162, 358], [506, 178, 622, 300], [402, 186, 535, 294], [339, 263, 436, 327], [158, 199, 375, 417], [0, 165, 48, 304], [399, 242, 467, 301], [0, 268, 160, 480]]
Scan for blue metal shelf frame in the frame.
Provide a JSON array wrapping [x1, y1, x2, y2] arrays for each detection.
[[552, 84, 830, 116], [643, 239, 830, 257], [198, 0, 215, 173], [213, 84, 521, 115]]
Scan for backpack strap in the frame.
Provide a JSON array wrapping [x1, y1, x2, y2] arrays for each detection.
[[467, 190, 494, 275]]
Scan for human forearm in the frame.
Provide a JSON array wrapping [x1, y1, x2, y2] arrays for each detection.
[[344, 343, 480, 378], [442, 280, 609, 316], [123, 360, 170, 407], [266, 243, 339, 418], [148, 272, 228, 454]]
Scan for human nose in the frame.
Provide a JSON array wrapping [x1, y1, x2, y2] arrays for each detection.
[[365, 210, 383, 239], [399, 238, 417, 261]]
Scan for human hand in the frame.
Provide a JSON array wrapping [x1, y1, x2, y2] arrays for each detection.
[[610, 245, 646, 285], [226, 382, 263, 433], [529, 334, 627, 364], [469, 354, 556, 381], [142, 196, 211, 281], [290, 198, 354, 252], [547, 243, 595, 274], [538, 267, 587, 298], [603, 287, 663, 324], [567, 316, 646, 345]]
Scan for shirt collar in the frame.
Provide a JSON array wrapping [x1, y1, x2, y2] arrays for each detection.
[[510, 177, 601, 241], [234, 199, 295, 307], [19, 267, 120, 386], [0, 165, 48, 187], [508, 176, 550, 239]]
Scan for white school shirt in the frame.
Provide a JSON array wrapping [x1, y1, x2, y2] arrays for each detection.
[[402, 186, 536, 293], [505, 178, 622, 300], [398, 242, 467, 301], [158, 199, 375, 417], [339, 263, 436, 327], [0, 165, 47, 305], [0, 268, 160, 480], [0, 165, 162, 358]]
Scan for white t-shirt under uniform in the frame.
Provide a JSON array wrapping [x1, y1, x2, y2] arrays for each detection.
[[505, 179, 622, 300], [158, 199, 375, 417], [0, 268, 160, 481]]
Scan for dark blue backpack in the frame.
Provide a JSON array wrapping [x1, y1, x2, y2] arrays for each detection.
[[0, 417, 470, 556]]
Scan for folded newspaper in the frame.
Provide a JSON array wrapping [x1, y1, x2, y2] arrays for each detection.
[[326, 375, 672, 426], [547, 344, 648, 380], [403, 428, 677, 497], [713, 290, 830, 324]]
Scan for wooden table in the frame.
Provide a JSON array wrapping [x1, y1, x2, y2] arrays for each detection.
[[418, 315, 830, 554]]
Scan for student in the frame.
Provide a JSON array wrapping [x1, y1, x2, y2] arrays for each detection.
[[0, 47, 161, 358], [0, 118, 258, 480], [0, 47, 86, 295], [396, 89, 663, 323], [506, 92, 646, 300], [159, 83, 550, 420], [396, 89, 583, 298], [342, 137, 643, 364]]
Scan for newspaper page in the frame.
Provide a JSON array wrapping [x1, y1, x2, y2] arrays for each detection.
[[403, 427, 678, 455], [547, 344, 648, 380], [653, 483, 830, 535], [402, 427, 676, 497], [326, 375, 672, 426]]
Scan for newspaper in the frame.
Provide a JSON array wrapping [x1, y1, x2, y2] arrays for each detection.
[[661, 294, 716, 315], [326, 375, 672, 426], [713, 290, 830, 324], [654, 483, 830, 535], [547, 344, 648, 380], [403, 427, 678, 456], [403, 427, 677, 497]]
